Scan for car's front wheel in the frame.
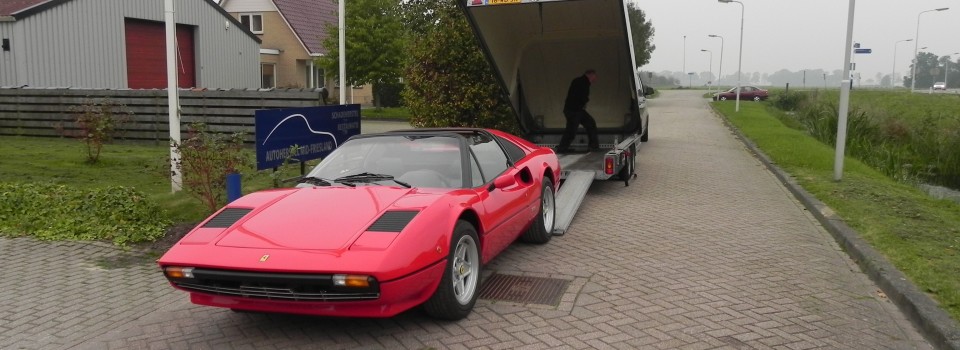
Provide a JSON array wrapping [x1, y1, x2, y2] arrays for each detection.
[[753, 96, 762, 101], [423, 220, 480, 320], [520, 177, 555, 244]]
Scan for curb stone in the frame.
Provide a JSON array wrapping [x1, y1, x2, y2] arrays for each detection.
[[711, 104, 960, 350]]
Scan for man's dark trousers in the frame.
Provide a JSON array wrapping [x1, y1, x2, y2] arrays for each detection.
[[557, 109, 599, 151]]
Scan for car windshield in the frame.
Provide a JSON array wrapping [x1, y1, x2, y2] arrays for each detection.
[[303, 135, 463, 188]]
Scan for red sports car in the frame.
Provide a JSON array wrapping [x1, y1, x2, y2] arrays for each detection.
[[158, 128, 561, 320]]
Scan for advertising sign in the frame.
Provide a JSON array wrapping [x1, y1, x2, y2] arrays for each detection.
[[255, 105, 361, 170]]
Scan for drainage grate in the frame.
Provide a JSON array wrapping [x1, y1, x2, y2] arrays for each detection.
[[478, 273, 570, 306]]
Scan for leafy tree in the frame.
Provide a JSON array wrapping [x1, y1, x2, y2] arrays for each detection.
[[320, 0, 406, 107], [401, 0, 516, 132], [626, 3, 655, 67], [904, 51, 941, 88]]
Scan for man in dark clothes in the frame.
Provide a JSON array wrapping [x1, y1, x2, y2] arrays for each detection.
[[556, 69, 599, 153]]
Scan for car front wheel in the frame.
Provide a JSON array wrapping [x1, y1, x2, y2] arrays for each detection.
[[753, 96, 761, 101], [520, 177, 555, 244], [423, 220, 481, 320]]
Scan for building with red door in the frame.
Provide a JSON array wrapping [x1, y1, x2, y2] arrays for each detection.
[[0, 0, 261, 89]]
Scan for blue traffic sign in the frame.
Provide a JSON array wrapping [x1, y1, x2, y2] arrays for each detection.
[[854, 48, 872, 54]]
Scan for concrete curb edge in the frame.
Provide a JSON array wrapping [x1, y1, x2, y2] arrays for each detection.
[[711, 105, 960, 350]]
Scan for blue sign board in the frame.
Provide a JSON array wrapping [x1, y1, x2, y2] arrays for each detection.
[[854, 48, 872, 54], [255, 104, 361, 170]]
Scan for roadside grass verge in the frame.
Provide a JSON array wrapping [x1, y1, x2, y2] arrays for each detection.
[[712, 102, 960, 321]]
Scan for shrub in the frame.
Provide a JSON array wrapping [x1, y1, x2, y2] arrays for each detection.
[[57, 98, 132, 163], [770, 90, 810, 111], [173, 123, 250, 213], [0, 183, 170, 245]]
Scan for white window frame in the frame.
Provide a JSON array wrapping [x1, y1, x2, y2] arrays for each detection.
[[239, 13, 263, 34], [261, 63, 276, 89]]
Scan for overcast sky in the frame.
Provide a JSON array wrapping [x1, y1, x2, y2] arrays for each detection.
[[637, 0, 960, 83]]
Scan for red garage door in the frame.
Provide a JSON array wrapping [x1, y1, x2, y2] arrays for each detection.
[[124, 19, 196, 89]]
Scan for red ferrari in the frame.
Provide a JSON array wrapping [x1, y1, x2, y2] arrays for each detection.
[[159, 128, 561, 320]]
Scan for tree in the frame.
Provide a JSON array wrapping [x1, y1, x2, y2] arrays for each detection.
[[904, 51, 940, 88], [320, 0, 406, 107], [626, 3, 655, 67], [401, 0, 516, 132]]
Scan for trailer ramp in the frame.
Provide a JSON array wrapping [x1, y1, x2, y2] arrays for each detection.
[[552, 170, 594, 235]]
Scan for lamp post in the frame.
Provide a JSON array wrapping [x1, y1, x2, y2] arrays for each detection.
[[911, 7, 949, 93], [683, 35, 687, 87], [708, 34, 724, 95], [892, 39, 912, 88], [701, 49, 713, 91], [718, 0, 744, 112], [946, 52, 959, 89]]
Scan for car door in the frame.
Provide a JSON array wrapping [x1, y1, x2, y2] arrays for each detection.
[[741, 86, 756, 99], [467, 133, 536, 261]]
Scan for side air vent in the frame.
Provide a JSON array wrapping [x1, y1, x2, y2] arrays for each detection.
[[366, 211, 419, 232], [203, 208, 253, 228]]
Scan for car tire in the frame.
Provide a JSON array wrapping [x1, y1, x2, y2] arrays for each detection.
[[640, 118, 649, 142], [520, 177, 555, 244], [719, 96, 728, 101], [753, 96, 761, 102], [423, 220, 481, 320]]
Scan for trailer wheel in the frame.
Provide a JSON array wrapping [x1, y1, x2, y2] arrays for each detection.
[[618, 146, 636, 185], [520, 177, 555, 244]]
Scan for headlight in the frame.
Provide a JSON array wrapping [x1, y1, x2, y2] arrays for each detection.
[[164, 266, 195, 279], [333, 274, 371, 288]]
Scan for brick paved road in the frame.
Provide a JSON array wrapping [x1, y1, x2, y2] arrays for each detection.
[[0, 90, 932, 349]]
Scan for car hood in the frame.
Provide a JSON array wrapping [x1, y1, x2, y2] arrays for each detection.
[[214, 186, 437, 250]]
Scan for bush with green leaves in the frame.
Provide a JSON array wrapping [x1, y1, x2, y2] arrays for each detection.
[[173, 123, 250, 213], [58, 98, 132, 163], [0, 183, 170, 245], [770, 90, 810, 111], [401, 0, 517, 132]]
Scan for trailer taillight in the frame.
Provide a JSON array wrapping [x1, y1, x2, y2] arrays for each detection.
[[605, 156, 614, 175]]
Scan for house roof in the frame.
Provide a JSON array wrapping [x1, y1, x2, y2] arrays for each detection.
[[273, 0, 337, 55], [0, 0, 50, 17]]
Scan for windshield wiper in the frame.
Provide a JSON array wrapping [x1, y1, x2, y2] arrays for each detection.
[[334, 172, 411, 188], [297, 176, 339, 187]]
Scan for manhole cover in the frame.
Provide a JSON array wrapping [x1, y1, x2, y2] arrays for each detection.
[[478, 273, 570, 305]]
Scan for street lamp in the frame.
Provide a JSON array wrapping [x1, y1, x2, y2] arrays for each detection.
[[911, 7, 949, 93], [683, 35, 687, 87], [708, 34, 724, 95], [946, 52, 959, 89], [718, 0, 744, 112], [701, 49, 713, 90], [892, 38, 912, 88]]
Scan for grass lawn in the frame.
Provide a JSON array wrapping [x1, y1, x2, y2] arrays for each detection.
[[712, 101, 960, 321], [0, 136, 311, 223], [361, 107, 410, 120]]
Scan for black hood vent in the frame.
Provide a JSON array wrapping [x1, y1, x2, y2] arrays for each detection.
[[203, 208, 253, 228], [366, 211, 419, 232]]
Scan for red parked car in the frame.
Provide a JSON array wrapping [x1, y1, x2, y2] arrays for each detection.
[[158, 128, 561, 320], [713, 86, 769, 101]]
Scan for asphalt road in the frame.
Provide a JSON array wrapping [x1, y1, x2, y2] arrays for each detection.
[[0, 90, 933, 349]]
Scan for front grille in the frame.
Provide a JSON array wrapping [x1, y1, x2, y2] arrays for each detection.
[[169, 268, 380, 302]]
